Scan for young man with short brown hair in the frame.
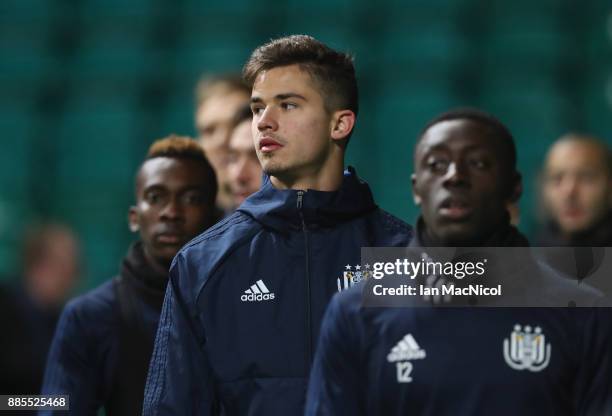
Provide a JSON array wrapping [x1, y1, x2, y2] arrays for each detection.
[[143, 35, 412, 415]]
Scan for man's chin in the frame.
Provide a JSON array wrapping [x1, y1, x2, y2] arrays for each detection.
[[558, 217, 592, 235], [154, 246, 184, 265], [434, 224, 480, 246], [262, 163, 288, 177]]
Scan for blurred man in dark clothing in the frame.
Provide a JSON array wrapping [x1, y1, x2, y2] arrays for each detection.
[[40, 135, 217, 415], [537, 134, 612, 289], [0, 224, 80, 395], [539, 133, 612, 246]]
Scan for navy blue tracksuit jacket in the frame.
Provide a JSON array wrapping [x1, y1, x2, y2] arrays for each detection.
[[306, 233, 612, 415], [40, 242, 167, 415], [143, 168, 413, 415]]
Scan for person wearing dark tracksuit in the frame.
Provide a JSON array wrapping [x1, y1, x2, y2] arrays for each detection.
[[142, 35, 413, 415], [40, 136, 218, 415], [306, 109, 612, 415]]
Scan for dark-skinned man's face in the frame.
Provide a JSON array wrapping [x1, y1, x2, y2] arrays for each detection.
[[129, 157, 215, 268], [412, 119, 514, 245]]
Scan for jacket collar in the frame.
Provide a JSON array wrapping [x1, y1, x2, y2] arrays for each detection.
[[237, 166, 377, 232], [537, 211, 612, 246], [120, 242, 168, 306], [410, 215, 529, 247]]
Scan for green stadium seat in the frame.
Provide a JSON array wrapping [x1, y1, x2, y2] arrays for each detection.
[[583, 78, 612, 137], [159, 89, 196, 138], [0, 21, 60, 81], [55, 93, 139, 190], [174, 17, 253, 79], [1, 0, 64, 20], [181, 0, 256, 15], [71, 19, 159, 79], [80, 0, 157, 19], [0, 199, 32, 277], [0, 106, 33, 199]]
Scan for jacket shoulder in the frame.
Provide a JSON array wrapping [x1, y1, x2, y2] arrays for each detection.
[[366, 208, 413, 245], [329, 282, 368, 320], [171, 212, 262, 295], [64, 280, 116, 318], [377, 209, 412, 231], [56, 279, 118, 345], [535, 261, 608, 306]]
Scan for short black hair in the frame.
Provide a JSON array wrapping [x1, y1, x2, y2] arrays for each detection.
[[138, 134, 218, 205], [416, 108, 519, 196], [417, 108, 517, 171]]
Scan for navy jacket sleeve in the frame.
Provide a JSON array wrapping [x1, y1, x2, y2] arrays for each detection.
[[143, 256, 217, 415], [574, 308, 612, 416], [39, 302, 100, 416], [305, 290, 364, 416]]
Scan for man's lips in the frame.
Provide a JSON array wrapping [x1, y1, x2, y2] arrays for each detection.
[[155, 232, 184, 244], [438, 198, 473, 220], [561, 207, 584, 219], [259, 137, 283, 153]]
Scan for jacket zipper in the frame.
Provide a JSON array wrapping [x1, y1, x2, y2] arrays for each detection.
[[297, 190, 312, 369]]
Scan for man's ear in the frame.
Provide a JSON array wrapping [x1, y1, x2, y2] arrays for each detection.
[[128, 206, 139, 232], [411, 173, 422, 206], [330, 110, 356, 142]]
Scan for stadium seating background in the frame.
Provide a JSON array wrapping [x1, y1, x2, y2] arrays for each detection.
[[1, 0, 611, 289]]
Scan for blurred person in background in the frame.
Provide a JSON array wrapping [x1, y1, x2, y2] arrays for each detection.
[[0, 223, 80, 395], [226, 103, 262, 206], [536, 134, 612, 290], [538, 133, 612, 246], [40, 135, 217, 415], [195, 74, 251, 214]]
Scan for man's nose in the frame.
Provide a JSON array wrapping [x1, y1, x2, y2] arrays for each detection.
[[257, 107, 278, 132], [559, 176, 579, 198], [160, 198, 183, 220], [443, 161, 469, 187]]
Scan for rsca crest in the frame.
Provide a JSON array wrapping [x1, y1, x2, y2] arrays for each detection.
[[503, 324, 551, 372], [337, 264, 372, 292]]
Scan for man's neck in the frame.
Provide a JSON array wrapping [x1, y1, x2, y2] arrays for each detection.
[[269, 157, 344, 191], [561, 213, 612, 245], [142, 246, 171, 276], [418, 217, 514, 247]]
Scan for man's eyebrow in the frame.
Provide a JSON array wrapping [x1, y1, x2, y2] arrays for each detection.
[[250, 93, 307, 103], [276, 93, 306, 101], [143, 184, 206, 194], [420, 143, 449, 154], [142, 184, 166, 193], [422, 143, 491, 154]]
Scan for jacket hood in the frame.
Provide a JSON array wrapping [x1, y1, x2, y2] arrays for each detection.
[[237, 166, 377, 232]]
